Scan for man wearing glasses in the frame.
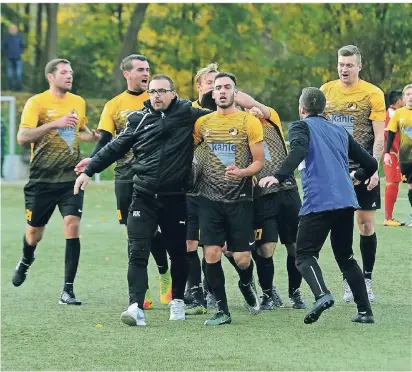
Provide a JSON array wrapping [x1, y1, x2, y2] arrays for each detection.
[[74, 74, 210, 326]]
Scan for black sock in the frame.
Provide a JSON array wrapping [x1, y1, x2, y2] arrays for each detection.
[[64, 238, 80, 292], [205, 261, 229, 315], [287, 254, 302, 295], [238, 259, 254, 286], [22, 235, 36, 264], [360, 233, 377, 280], [408, 189, 412, 208], [225, 254, 243, 275], [186, 251, 204, 303], [253, 253, 274, 292], [151, 232, 168, 275], [296, 255, 328, 299], [201, 257, 212, 293]]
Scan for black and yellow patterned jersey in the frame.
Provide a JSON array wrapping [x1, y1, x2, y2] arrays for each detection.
[[98, 90, 149, 182], [19, 90, 87, 183], [255, 108, 297, 198], [193, 111, 263, 202], [387, 107, 412, 163], [188, 99, 207, 195], [321, 79, 386, 168]]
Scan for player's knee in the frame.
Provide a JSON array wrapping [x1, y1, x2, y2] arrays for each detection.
[[186, 240, 198, 252], [358, 220, 375, 235], [257, 242, 275, 258], [26, 226, 44, 245], [204, 245, 222, 263], [63, 215, 80, 237], [233, 252, 251, 270]]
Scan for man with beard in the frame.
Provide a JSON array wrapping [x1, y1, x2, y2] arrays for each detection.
[[193, 72, 265, 326], [12, 59, 98, 305]]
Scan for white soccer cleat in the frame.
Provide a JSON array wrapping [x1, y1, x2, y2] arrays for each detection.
[[365, 278, 376, 302], [120, 302, 146, 326], [169, 299, 186, 320], [343, 279, 354, 303]]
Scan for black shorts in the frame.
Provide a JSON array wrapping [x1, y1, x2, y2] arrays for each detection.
[[115, 181, 134, 225], [186, 195, 200, 241], [254, 188, 301, 245], [24, 181, 84, 227], [400, 163, 412, 184], [198, 196, 254, 252], [354, 179, 381, 210]]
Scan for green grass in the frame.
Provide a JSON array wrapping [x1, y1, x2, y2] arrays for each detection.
[[1, 182, 411, 371]]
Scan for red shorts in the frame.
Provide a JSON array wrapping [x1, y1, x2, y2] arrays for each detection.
[[383, 153, 402, 183]]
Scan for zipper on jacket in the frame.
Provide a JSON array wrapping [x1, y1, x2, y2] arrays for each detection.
[[156, 112, 166, 190]]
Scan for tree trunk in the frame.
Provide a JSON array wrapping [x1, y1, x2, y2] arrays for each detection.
[[111, 3, 149, 93], [44, 3, 59, 62], [32, 3, 43, 91], [118, 4, 123, 42]]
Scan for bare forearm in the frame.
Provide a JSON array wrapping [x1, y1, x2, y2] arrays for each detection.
[[17, 123, 55, 145], [242, 160, 264, 177], [372, 136, 384, 170], [79, 129, 94, 142]]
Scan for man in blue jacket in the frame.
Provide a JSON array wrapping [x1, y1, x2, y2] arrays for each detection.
[[3, 24, 24, 91], [260, 87, 376, 324]]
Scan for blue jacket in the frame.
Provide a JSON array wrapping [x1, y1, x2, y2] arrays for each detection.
[[3, 33, 24, 59]]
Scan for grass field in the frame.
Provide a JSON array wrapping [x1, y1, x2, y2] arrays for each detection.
[[1, 182, 411, 371]]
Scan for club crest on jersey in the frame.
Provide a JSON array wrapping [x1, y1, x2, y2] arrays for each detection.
[[229, 128, 238, 136], [347, 102, 358, 110]]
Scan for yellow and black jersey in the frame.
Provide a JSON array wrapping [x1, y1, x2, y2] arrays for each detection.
[[321, 79, 385, 168], [19, 90, 87, 183], [193, 111, 263, 202], [255, 108, 297, 198], [387, 106, 412, 163], [98, 90, 149, 182]]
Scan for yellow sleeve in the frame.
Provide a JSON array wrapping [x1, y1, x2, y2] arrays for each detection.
[[193, 117, 203, 145], [386, 110, 399, 133], [20, 97, 40, 129], [246, 115, 264, 145], [369, 90, 386, 122], [268, 107, 285, 138], [97, 100, 115, 135]]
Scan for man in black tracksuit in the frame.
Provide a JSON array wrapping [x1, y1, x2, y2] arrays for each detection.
[[74, 74, 210, 326]]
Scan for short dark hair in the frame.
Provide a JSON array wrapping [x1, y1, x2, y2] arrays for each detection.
[[120, 54, 148, 72], [149, 74, 175, 91], [388, 89, 403, 105], [338, 45, 362, 65], [214, 72, 237, 86], [45, 58, 71, 78], [299, 87, 326, 115]]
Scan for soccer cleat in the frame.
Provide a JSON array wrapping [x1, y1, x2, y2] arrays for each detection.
[[159, 270, 172, 305], [383, 218, 404, 227], [238, 280, 260, 315], [12, 257, 35, 287], [304, 292, 334, 324], [365, 278, 376, 302], [169, 299, 185, 320], [120, 303, 146, 326], [185, 300, 207, 315], [289, 288, 307, 309], [260, 292, 276, 310], [204, 311, 232, 326], [269, 285, 284, 307], [343, 279, 354, 303], [352, 311, 375, 324], [144, 288, 153, 310], [59, 290, 82, 305]]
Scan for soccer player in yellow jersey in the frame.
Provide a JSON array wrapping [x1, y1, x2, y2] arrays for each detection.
[[185, 63, 219, 314], [75, 55, 172, 308], [12, 58, 98, 304], [193, 72, 265, 325], [384, 84, 412, 227], [321, 45, 386, 303]]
